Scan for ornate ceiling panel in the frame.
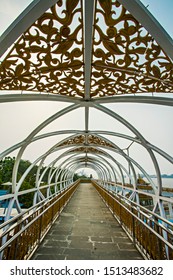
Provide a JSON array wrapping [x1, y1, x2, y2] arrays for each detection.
[[91, 0, 173, 97], [0, 0, 84, 97], [68, 147, 105, 155], [87, 135, 114, 148], [58, 134, 115, 148], [58, 135, 85, 147], [0, 0, 173, 98]]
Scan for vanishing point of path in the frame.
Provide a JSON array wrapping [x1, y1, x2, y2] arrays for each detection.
[[32, 183, 143, 260]]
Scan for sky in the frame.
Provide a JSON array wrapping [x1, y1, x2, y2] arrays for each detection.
[[0, 0, 173, 179], [140, 0, 173, 38]]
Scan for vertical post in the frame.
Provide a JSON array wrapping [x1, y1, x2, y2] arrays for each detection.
[[38, 208, 43, 244], [119, 197, 122, 225], [131, 205, 136, 244]]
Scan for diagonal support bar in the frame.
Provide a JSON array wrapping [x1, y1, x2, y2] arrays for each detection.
[[0, 0, 58, 58], [118, 0, 173, 61]]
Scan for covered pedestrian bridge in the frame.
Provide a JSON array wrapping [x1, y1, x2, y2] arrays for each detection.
[[0, 0, 173, 259]]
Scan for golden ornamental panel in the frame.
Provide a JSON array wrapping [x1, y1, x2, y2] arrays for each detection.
[[58, 134, 114, 150], [87, 135, 114, 148], [91, 0, 173, 97], [58, 135, 85, 147], [0, 0, 84, 97], [87, 147, 105, 154], [69, 146, 105, 155], [69, 147, 87, 153], [0, 0, 173, 98]]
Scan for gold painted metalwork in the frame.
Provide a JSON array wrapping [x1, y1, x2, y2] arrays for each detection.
[[91, 0, 173, 97], [0, 0, 84, 97], [69, 147, 105, 155], [0, 0, 173, 97], [87, 135, 114, 148], [69, 147, 87, 153], [87, 147, 105, 154], [58, 134, 114, 148], [58, 135, 85, 147]]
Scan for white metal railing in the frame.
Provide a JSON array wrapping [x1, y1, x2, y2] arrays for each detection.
[[0, 180, 80, 260], [93, 180, 173, 260]]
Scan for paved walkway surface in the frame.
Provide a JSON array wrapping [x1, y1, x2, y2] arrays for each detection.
[[32, 183, 143, 260]]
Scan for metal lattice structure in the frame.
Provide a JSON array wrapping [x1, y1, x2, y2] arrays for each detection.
[[0, 0, 173, 259]]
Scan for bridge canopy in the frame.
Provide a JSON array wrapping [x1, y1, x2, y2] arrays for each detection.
[[0, 0, 173, 222]]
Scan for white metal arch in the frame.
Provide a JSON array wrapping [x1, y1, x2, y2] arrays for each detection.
[[0, 0, 172, 227]]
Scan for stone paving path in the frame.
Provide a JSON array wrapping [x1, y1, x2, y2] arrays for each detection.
[[32, 183, 143, 260]]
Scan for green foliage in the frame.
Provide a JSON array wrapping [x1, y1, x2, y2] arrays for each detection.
[[0, 157, 15, 185], [73, 173, 79, 181], [0, 157, 36, 208], [18, 181, 34, 208], [0, 156, 82, 208], [73, 173, 88, 181]]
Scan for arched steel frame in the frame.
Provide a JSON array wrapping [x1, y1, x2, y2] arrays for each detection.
[[1, 123, 173, 220], [0, 111, 172, 214], [0, 0, 173, 236], [1, 129, 173, 177]]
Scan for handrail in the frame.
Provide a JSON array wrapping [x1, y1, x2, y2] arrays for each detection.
[[0, 180, 79, 230], [0, 180, 80, 259], [96, 179, 173, 226], [92, 180, 173, 260]]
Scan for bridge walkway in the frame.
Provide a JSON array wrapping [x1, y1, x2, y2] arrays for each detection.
[[31, 183, 143, 260]]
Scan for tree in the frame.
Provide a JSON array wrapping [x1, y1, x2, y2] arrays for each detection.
[[0, 156, 83, 208], [0, 157, 15, 185]]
